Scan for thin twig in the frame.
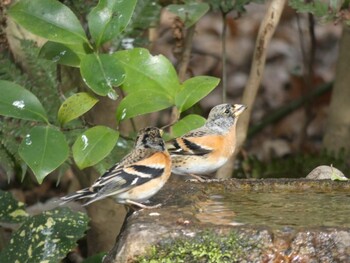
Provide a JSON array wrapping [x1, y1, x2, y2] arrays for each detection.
[[71, 162, 91, 189], [170, 24, 197, 128], [178, 24, 196, 81], [216, 0, 287, 179], [221, 12, 228, 103], [308, 14, 316, 77], [298, 13, 316, 149], [56, 65, 67, 101], [239, 0, 287, 146], [119, 89, 137, 132], [296, 14, 308, 73]]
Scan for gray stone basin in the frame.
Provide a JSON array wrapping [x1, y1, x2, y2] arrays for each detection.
[[103, 178, 350, 263]]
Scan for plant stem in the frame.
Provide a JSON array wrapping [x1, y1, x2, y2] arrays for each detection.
[[120, 89, 137, 132], [178, 24, 196, 82], [216, 0, 287, 178], [170, 24, 196, 128], [221, 12, 228, 103]]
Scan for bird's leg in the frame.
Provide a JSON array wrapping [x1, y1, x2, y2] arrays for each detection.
[[186, 174, 224, 182], [186, 174, 207, 182], [126, 199, 162, 209]]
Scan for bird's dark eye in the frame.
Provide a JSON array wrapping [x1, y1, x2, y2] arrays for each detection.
[[224, 109, 230, 114]]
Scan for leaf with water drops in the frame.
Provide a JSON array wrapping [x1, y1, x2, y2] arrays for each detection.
[[80, 53, 125, 96], [8, 0, 88, 45], [0, 207, 88, 263], [93, 137, 133, 175], [166, 2, 210, 28], [114, 48, 181, 97], [171, 114, 206, 138], [116, 90, 172, 122], [0, 190, 28, 224], [175, 76, 220, 113], [18, 126, 69, 184], [39, 42, 82, 67], [72, 126, 119, 169], [0, 80, 48, 123], [88, 0, 137, 48], [58, 92, 99, 126]]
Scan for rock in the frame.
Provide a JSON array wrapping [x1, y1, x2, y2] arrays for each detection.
[[103, 178, 350, 263], [306, 165, 348, 180]]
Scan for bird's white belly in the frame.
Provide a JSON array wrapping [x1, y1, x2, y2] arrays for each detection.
[[172, 157, 228, 175], [116, 178, 166, 202]]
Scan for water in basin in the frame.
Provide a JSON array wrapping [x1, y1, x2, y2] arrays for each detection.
[[195, 190, 350, 228]]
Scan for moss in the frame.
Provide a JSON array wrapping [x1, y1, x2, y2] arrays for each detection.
[[135, 230, 254, 263]]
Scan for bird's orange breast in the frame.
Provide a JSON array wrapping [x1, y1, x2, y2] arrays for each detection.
[[137, 152, 171, 178]]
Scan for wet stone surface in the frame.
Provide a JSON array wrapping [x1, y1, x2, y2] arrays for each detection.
[[103, 178, 350, 263]]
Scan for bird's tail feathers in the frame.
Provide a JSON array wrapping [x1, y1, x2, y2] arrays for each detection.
[[60, 188, 96, 205]]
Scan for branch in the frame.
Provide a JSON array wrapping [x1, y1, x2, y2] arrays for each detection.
[[178, 24, 196, 82], [216, 0, 287, 178], [170, 24, 197, 127], [221, 12, 228, 103]]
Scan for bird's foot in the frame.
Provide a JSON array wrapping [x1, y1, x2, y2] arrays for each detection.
[[185, 174, 211, 182], [185, 175, 225, 183], [126, 200, 162, 210]]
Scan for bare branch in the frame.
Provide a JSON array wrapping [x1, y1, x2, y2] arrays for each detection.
[[216, 0, 287, 179]]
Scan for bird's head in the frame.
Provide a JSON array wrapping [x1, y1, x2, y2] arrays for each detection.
[[135, 127, 165, 151], [206, 103, 247, 132]]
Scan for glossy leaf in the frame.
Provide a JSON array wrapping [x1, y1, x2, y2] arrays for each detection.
[[88, 0, 137, 47], [58, 92, 99, 125], [93, 137, 133, 175], [116, 90, 172, 121], [0, 207, 88, 262], [73, 126, 119, 169], [114, 48, 181, 97], [0, 190, 28, 224], [18, 126, 69, 184], [8, 0, 88, 45], [80, 53, 125, 96], [0, 80, 48, 123], [172, 114, 206, 138], [39, 42, 82, 67], [176, 76, 220, 113], [166, 2, 210, 28]]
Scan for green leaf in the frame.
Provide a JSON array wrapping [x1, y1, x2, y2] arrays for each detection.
[[39, 42, 82, 67], [116, 90, 172, 121], [289, 0, 329, 17], [0, 80, 48, 123], [0, 190, 28, 224], [175, 76, 220, 113], [88, 0, 137, 47], [73, 126, 119, 169], [114, 48, 181, 97], [8, 0, 88, 45], [166, 3, 210, 28], [80, 53, 125, 96], [171, 114, 206, 138], [0, 207, 88, 263], [58, 92, 99, 126], [18, 126, 69, 184], [93, 137, 133, 175]]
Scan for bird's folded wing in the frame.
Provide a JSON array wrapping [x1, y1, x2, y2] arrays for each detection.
[[99, 148, 154, 179], [167, 137, 213, 156], [91, 161, 166, 197]]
